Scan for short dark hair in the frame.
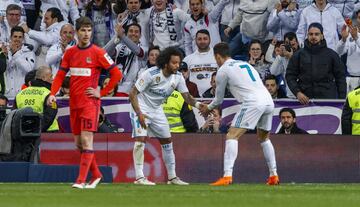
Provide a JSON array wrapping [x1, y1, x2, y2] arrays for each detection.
[[211, 71, 217, 78], [125, 23, 141, 35], [356, 9, 360, 16], [46, 7, 64, 22], [284, 32, 298, 42], [264, 74, 277, 82], [10, 26, 24, 37], [279, 108, 296, 118], [148, 45, 160, 56], [75, 16, 93, 31], [6, 4, 21, 14], [24, 70, 37, 86], [196, 29, 210, 39], [213, 42, 231, 58], [156, 47, 183, 69]]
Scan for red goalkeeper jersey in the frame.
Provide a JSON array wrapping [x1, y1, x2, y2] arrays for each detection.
[[59, 43, 116, 109]]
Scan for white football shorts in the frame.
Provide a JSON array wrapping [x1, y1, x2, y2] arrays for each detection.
[[130, 105, 171, 138], [231, 103, 274, 131]]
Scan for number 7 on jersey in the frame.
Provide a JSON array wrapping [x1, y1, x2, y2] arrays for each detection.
[[239, 64, 256, 82]]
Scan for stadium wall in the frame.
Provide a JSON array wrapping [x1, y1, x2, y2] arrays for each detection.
[[40, 133, 360, 183]]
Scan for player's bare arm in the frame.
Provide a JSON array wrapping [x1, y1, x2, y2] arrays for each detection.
[[129, 86, 147, 129]]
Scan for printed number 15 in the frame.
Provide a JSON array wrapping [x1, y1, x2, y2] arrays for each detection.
[[239, 64, 256, 82]]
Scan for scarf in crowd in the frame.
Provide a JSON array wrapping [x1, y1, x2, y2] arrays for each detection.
[[86, 4, 114, 37], [120, 11, 140, 27], [116, 44, 136, 83], [149, 4, 177, 43]]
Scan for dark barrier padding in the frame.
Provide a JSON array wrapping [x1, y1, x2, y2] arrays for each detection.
[[40, 133, 360, 183], [0, 162, 30, 182], [28, 164, 113, 183]]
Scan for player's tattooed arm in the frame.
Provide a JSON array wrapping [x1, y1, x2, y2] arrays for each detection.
[[181, 92, 202, 109], [129, 86, 147, 129]]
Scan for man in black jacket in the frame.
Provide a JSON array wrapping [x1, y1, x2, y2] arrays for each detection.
[[286, 22, 346, 105], [277, 108, 308, 134]]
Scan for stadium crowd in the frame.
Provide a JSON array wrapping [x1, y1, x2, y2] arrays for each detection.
[[0, 0, 359, 135]]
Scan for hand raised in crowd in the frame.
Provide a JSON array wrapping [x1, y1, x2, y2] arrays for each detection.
[[341, 24, 349, 42], [20, 24, 30, 33], [349, 25, 358, 40], [85, 87, 100, 99], [271, 37, 277, 46], [117, 11, 127, 23], [282, 45, 293, 59], [296, 91, 310, 105], [0, 43, 8, 56], [198, 103, 211, 117], [115, 23, 125, 38], [275, 3, 283, 14], [224, 27, 232, 37]]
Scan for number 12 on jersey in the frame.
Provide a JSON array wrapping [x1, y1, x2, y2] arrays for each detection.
[[239, 64, 256, 82]]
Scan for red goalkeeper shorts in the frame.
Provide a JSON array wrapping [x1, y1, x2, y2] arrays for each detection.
[[70, 106, 100, 135]]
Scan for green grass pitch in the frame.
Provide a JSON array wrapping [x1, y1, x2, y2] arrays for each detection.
[[1, 183, 360, 207]]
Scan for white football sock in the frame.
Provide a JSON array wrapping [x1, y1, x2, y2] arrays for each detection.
[[261, 139, 277, 176], [133, 141, 145, 179], [223, 139, 238, 177], [161, 143, 176, 179]]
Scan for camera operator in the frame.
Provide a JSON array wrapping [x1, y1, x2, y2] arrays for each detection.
[[0, 95, 9, 125], [270, 32, 299, 98]]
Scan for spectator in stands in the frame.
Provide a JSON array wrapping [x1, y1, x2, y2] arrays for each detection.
[[341, 85, 360, 135], [270, 32, 299, 98], [0, 0, 26, 22], [286, 23, 347, 104], [22, 7, 66, 67], [14, 66, 59, 132], [183, 29, 218, 96], [162, 90, 199, 133], [0, 4, 27, 43], [336, 11, 360, 93], [328, 0, 355, 18], [104, 23, 146, 97], [46, 23, 76, 76], [277, 108, 308, 134], [117, 0, 149, 50], [3, 26, 35, 98], [38, 0, 79, 30], [202, 72, 233, 98], [82, 0, 116, 47], [219, 0, 240, 42], [101, 76, 118, 97], [98, 106, 119, 133], [199, 107, 227, 133], [248, 39, 270, 81], [0, 94, 8, 107], [145, 0, 189, 50], [296, 0, 344, 50], [224, 0, 277, 58], [265, 75, 287, 99], [267, 0, 300, 41], [178, 62, 200, 98], [138, 45, 160, 76], [183, 0, 230, 55], [21, 69, 37, 90], [0, 43, 6, 94], [297, 0, 313, 9], [265, 39, 283, 63], [21, 0, 40, 29], [58, 76, 70, 97]]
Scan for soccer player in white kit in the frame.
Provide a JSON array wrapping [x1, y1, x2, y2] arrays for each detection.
[[199, 42, 279, 186], [129, 47, 202, 185]]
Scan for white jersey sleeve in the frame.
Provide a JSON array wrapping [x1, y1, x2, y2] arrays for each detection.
[[135, 69, 152, 93]]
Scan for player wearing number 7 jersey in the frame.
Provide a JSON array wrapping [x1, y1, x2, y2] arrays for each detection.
[[47, 17, 122, 189], [199, 42, 279, 186]]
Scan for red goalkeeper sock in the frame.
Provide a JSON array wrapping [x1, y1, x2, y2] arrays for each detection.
[[89, 154, 102, 178], [75, 150, 94, 183]]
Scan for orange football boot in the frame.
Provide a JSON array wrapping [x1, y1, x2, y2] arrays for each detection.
[[210, 176, 233, 186], [266, 175, 280, 185]]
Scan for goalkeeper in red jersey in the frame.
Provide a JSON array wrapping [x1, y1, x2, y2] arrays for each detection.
[[47, 17, 122, 189]]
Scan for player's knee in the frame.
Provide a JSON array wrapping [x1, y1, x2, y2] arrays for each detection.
[[158, 138, 171, 145]]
